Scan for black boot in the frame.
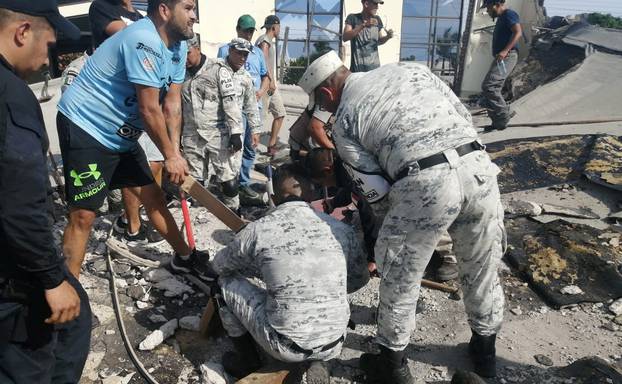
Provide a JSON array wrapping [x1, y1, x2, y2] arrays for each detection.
[[306, 360, 331, 384], [468, 331, 497, 378], [222, 333, 262, 378], [360, 346, 414, 384]]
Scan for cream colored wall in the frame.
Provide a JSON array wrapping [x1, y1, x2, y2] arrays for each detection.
[[197, 0, 275, 58], [197, 0, 404, 65]]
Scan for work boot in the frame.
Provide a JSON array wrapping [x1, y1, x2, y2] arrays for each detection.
[[222, 333, 262, 379], [451, 370, 487, 384], [360, 346, 414, 384], [468, 331, 497, 378], [436, 258, 459, 281], [306, 360, 331, 384], [239, 185, 267, 206]]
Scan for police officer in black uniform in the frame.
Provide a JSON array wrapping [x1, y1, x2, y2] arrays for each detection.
[[0, 1, 92, 383]]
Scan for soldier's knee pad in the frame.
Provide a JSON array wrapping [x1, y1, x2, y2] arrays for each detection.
[[221, 179, 239, 197]]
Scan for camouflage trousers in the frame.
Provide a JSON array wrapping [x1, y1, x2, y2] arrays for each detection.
[[218, 274, 343, 362], [182, 132, 241, 210], [375, 149, 506, 351]]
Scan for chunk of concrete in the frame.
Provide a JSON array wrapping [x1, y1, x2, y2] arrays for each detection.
[[610, 298, 622, 316], [154, 278, 193, 297], [138, 319, 178, 351], [199, 361, 229, 384], [144, 268, 174, 283], [560, 285, 584, 295], [504, 199, 542, 217], [179, 315, 201, 332]]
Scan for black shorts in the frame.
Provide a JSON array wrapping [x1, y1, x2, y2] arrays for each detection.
[[57, 112, 154, 211]]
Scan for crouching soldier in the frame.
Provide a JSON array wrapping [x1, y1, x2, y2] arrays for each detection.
[[182, 37, 261, 212], [211, 164, 369, 381]]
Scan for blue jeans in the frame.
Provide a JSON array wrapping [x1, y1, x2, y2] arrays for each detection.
[[239, 112, 261, 187]]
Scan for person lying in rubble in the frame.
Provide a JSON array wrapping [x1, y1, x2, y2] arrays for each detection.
[[209, 163, 369, 381], [181, 37, 261, 214], [298, 51, 506, 383], [304, 147, 461, 282]]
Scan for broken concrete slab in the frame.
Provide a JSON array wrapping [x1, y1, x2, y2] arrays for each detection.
[[584, 135, 622, 192], [138, 319, 178, 351], [511, 53, 622, 126], [487, 135, 593, 193], [505, 220, 622, 308], [540, 202, 600, 219]]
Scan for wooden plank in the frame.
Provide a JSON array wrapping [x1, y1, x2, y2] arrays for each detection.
[[236, 370, 290, 384], [199, 298, 217, 337], [181, 175, 246, 232]]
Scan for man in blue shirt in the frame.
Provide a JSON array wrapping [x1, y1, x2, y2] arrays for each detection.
[[57, 0, 210, 279], [481, 0, 522, 131], [218, 14, 270, 206]]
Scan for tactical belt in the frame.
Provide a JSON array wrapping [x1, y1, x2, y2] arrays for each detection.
[[394, 140, 485, 182], [280, 333, 345, 356]]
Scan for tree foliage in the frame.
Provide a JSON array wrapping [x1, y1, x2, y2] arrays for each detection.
[[282, 41, 334, 84], [586, 12, 622, 30]]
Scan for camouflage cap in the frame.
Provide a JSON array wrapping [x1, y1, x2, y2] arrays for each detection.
[[229, 38, 253, 53]]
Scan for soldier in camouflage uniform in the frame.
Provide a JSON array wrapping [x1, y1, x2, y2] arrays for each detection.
[[181, 38, 261, 211], [298, 51, 506, 382], [211, 164, 368, 380]]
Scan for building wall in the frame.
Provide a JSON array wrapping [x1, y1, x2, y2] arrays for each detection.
[[196, 0, 403, 68]]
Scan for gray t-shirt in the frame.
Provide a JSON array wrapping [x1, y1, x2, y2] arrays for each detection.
[[255, 33, 276, 79], [345, 13, 383, 72]]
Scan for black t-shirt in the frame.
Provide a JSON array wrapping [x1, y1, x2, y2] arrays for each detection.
[[89, 0, 143, 48]]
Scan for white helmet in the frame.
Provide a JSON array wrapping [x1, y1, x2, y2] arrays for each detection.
[[298, 50, 343, 95]]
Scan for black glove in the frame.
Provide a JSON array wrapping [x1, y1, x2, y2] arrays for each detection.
[[229, 133, 242, 152]]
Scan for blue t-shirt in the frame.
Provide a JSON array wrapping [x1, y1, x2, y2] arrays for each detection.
[[217, 44, 267, 95], [58, 18, 187, 151], [492, 9, 520, 56]]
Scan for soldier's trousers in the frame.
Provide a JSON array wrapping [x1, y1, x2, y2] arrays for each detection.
[[375, 149, 506, 351], [481, 51, 518, 129], [218, 274, 342, 363], [182, 133, 242, 210]]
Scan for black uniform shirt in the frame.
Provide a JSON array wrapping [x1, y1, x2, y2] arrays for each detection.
[[0, 56, 65, 290]]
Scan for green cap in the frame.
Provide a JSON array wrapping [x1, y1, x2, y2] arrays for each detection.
[[237, 14, 256, 30]]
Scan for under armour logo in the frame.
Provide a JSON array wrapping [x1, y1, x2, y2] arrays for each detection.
[[70, 164, 101, 187]]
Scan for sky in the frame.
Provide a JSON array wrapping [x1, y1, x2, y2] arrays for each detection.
[[544, 0, 622, 17]]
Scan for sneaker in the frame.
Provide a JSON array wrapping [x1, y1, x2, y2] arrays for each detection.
[[122, 223, 165, 246], [170, 249, 218, 281], [113, 215, 128, 235]]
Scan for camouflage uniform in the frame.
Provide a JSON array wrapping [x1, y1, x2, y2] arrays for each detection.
[[212, 201, 368, 362], [332, 62, 506, 351], [181, 58, 260, 209]]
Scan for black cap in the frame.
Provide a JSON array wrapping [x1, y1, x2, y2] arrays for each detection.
[[261, 15, 280, 29], [480, 0, 503, 8], [0, 0, 81, 40]]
